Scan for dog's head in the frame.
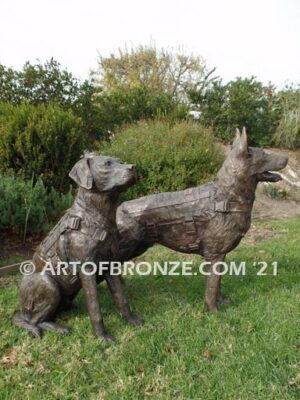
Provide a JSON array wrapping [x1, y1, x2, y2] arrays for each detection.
[[217, 128, 288, 186], [69, 156, 137, 192]]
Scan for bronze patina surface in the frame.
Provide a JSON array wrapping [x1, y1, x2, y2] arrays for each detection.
[[14, 156, 142, 341], [117, 129, 288, 311]]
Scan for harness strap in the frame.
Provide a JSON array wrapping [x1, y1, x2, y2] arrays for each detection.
[[185, 218, 197, 235], [146, 222, 159, 241], [68, 215, 81, 230], [144, 198, 252, 244], [214, 200, 252, 213]]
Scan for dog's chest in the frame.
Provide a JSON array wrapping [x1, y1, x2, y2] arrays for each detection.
[[204, 212, 251, 254], [78, 216, 119, 258]]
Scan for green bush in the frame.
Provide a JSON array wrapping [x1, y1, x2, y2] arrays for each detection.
[[93, 87, 188, 139], [264, 184, 287, 200], [98, 120, 224, 199], [189, 77, 280, 146], [0, 59, 107, 144], [0, 102, 86, 192], [273, 86, 300, 148], [0, 175, 73, 236]]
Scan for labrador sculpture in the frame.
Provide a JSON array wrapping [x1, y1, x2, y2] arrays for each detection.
[[116, 129, 288, 311], [14, 156, 142, 341]]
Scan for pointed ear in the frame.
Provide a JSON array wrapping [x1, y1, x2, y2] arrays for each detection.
[[232, 128, 241, 148], [69, 158, 93, 189], [235, 127, 248, 157]]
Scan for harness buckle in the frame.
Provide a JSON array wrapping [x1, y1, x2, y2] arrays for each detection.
[[68, 216, 81, 230], [185, 218, 197, 235], [215, 200, 230, 212], [146, 222, 158, 241]]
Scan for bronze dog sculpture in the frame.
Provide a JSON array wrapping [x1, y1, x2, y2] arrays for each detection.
[[116, 129, 288, 311], [14, 156, 142, 341]]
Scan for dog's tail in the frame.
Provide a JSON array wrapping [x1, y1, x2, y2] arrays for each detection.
[[13, 313, 42, 339]]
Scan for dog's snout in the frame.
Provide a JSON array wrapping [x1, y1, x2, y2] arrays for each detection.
[[282, 156, 288, 168], [127, 164, 138, 181]]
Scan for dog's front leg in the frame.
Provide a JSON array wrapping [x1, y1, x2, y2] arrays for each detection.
[[105, 274, 143, 326], [204, 255, 225, 312], [216, 276, 231, 305], [79, 270, 115, 342]]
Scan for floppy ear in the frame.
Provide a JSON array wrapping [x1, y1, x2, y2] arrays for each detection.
[[69, 158, 93, 189]]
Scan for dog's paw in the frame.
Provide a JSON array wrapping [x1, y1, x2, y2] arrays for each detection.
[[31, 327, 43, 339], [127, 315, 143, 327], [58, 327, 70, 335], [217, 296, 231, 305], [99, 333, 116, 343]]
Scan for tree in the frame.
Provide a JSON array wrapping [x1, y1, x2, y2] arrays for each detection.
[[0, 58, 80, 106], [93, 45, 207, 100], [0, 59, 106, 144], [189, 76, 280, 146]]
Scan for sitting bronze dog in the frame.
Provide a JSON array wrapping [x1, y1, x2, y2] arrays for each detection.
[[116, 129, 288, 311], [14, 156, 142, 341]]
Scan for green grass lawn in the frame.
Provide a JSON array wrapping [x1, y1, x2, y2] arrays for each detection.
[[0, 218, 300, 399]]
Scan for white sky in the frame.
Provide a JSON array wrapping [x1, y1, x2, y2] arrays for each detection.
[[0, 0, 299, 87]]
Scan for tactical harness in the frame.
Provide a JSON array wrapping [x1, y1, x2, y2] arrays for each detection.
[[32, 212, 110, 292], [129, 185, 254, 245]]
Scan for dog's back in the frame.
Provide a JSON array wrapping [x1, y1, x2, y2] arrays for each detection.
[[117, 182, 219, 258]]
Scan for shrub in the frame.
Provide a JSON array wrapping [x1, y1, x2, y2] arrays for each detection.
[[0, 102, 86, 192], [273, 85, 300, 148], [98, 120, 224, 199], [92, 87, 188, 139], [0, 59, 107, 145], [264, 184, 287, 200], [0, 175, 73, 236]]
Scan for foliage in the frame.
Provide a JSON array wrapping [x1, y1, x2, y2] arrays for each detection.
[[93, 87, 188, 138], [0, 59, 105, 144], [98, 120, 224, 199], [273, 85, 300, 148], [0, 102, 85, 192], [0, 175, 73, 235], [94, 44, 206, 100], [264, 184, 287, 200], [189, 77, 281, 146], [0, 58, 81, 106]]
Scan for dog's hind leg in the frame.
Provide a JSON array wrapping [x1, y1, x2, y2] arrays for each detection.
[[13, 313, 42, 339], [204, 256, 225, 312], [14, 273, 62, 338], [38, 321, 69, 335], [105, 274, 143, 326]]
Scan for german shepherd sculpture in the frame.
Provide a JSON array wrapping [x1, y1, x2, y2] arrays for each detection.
[[116, 128, 288, 311], [14, 156, 142, 341]]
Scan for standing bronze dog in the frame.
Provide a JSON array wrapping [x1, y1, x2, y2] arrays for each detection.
[[116, 129, 288, 311], [14, 156, 142, 341]]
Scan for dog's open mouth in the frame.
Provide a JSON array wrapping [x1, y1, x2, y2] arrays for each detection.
[[257, 171, 282, 182]]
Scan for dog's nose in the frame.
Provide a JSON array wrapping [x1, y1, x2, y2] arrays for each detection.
[[128, 164, 138, 181]]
